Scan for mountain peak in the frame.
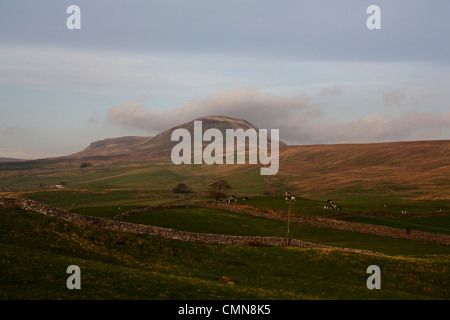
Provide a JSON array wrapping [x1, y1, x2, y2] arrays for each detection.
[[192, 115, 257, 130], [71, 116, 285, 160]]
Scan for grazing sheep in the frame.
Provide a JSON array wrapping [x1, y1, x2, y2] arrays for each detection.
[[243, 197, 249, 201], [327, 200, 333, 204], [401, 210, 407, 214], [436, 208, 442, 213]]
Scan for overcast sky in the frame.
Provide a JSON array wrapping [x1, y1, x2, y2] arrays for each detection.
[[1, 0, 449, 159]]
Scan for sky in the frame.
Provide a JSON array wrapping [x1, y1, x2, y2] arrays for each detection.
[[1, 0, 449, 159]]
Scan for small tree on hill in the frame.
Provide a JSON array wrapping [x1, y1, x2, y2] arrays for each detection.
[[173, 183, 191, 193], [207, 179, 231, 200]]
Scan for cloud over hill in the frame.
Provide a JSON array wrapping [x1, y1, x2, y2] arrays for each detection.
[[106, 88, 450, 145]]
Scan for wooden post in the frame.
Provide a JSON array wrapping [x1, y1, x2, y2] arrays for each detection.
[[287, 203, 291, 245]]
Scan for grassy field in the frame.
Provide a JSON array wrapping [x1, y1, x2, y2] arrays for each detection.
[[20, 189, 450, 215], [18, 189, 450, 254], [1, 144, 449, 300], [119, 206, 449, 257], [1, 207, 449, 300], [341, 216, 450, 235], [2, 140, 449, 202]]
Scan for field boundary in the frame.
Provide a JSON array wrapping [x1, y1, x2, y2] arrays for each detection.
[[115, 201, 450, 246], [209, 202, 450, 245], [0, 197, 380, 254]]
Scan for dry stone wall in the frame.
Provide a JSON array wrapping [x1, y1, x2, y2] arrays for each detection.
[[2, 197, 448, 249], [117, 200, 450, 246], [0, 197, 352, 251], [206, 202, 450, 246]]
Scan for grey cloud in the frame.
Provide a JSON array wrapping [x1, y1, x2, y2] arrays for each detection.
[[107, 88, 450, 144], [1, 1, 449, 63], [106, 89, 450, 145], [106, 88, 314, 137]]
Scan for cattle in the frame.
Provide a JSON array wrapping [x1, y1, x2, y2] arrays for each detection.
[[436, 208, 442, 213], [401, 210, 407, 214], [323, 204, 342, 211], [243, 197, 249, 201], [217, 199, 223, 203], [327, 200, 333, 204], [285, 192, 291, 196], [384, 203, 388, 208], [285, 196, 296, 202]]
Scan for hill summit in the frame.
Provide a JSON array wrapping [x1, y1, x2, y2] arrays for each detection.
[[72, 116, 286, 160]]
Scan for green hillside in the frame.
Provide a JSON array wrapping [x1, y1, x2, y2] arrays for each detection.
[[1, 207, 449, 300], [1, 138, 449, 300]]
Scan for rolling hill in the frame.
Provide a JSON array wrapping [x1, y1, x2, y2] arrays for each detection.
[[69, 115, 286, 160], [276, 140, 450, 200], [0, 116, 449, 200], [2, 117, 449, 302]]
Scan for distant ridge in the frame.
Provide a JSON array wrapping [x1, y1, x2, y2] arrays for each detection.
[[0, 157, 24, 163], [0, 119, 449, 198], [277, 139, 450, 199], [73, 136, 155, 158], [70, 116, 286, 160]]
